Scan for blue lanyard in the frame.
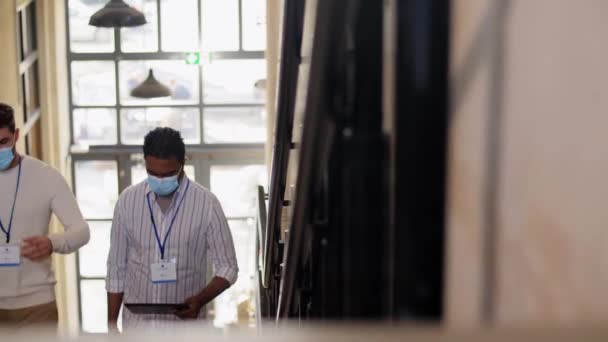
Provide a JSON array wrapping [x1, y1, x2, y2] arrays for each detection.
[[0, 157, 22, 244], [146, 179, 190, 260]]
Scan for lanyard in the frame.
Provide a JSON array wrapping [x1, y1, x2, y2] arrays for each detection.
[[146, 179, 190, 260], [0, 157, 21, 244]]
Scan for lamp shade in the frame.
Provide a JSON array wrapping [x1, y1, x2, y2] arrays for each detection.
[[130, 69, 172, 99], [89, 0, 147, 28]]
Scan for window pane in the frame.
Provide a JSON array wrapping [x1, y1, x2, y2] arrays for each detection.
[[120, 107, 201, 145], [160, 0, 198, 51], [119, 60, 199, 105], [121, 0, 158, 52], [73, 108, 118, 145], [80, 280, 108, 333], [132, 162, 196, 185], [204, 107, 266, 143], [19, 4, 37, 60], [131, 162, 146, 185], [201, 0, 238, 51], [71, 61, 116, 106], [25, 119, 42, 159], [242, 0, 267, 51], [214, 219, 256, 327], [203, 59, 266, 104], [24, 61, 40, 117], [75, 160, 119, 219], [79, 221, 111, 278], [68, 0, 114, 53], [210, 165, 267, 217]]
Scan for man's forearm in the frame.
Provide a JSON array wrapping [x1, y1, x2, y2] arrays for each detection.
[[195, 277, 230, 305], [107, 292, 124, 323]]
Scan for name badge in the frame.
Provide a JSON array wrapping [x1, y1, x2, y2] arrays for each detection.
[[0, 244, 21, 267], [150, 261, 177, 284]]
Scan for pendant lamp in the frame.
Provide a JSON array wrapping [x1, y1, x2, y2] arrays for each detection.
[[89, 0, 147, 28], [130, 69, 172, 99]]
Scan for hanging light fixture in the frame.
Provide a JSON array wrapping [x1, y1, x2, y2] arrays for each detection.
[[130, 69, 172, 99], [89, 0, 147, 28]]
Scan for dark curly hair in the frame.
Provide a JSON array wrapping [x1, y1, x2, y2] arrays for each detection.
[[0, 103, 15, 133], [143, 127, 186, 163]]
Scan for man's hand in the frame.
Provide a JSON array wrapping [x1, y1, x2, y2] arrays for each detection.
[[174, 277, 230, 320], [21, 236, 53, 261], [107, 292, 124, 333], [108, 320, 120, 334], [175, 295, 204, 320]]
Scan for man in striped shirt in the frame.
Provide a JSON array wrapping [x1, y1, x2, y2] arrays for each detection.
[[106, 127, 238, 331]]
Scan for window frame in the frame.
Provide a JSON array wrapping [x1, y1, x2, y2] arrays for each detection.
[[17, 0, 43, 158]]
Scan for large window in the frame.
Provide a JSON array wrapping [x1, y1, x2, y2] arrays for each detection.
[[66, 0, 267, 333]]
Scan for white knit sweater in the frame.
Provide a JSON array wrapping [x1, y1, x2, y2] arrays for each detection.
[[0, 156, 89, 309]]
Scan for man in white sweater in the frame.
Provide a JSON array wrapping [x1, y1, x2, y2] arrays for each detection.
[[0, 103, 90, 327]]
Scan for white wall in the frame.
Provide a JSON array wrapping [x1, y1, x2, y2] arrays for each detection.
[[447, 0, 608, 327]]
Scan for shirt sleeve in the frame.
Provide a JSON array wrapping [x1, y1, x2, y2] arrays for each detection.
[[48, 170, 90, 254], [106, 196, 128, 293], [207, 194, 239, 285]]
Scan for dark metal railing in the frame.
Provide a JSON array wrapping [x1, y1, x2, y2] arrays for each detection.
[[276, 0, 337, 319], [259, 0, 305, 299]]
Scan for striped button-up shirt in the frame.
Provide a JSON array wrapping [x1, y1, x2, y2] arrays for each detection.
[[106, 177, 238, 329]]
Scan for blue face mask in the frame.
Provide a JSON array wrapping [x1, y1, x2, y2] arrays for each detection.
[[0, 145, 15, 171], [147, 171, 181, 196]]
